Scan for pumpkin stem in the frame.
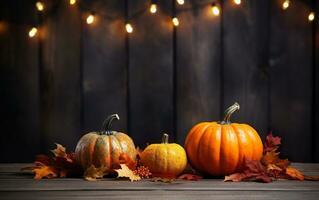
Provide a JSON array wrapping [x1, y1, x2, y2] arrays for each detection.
[[101, 114, 120, 134], [162, 133, 169, 144], [223, 102, 240, 124]]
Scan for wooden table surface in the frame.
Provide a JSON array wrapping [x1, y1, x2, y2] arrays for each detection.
[[0, 163, 319, 200]]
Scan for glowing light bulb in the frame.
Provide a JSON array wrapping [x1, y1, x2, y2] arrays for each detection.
[[234, 0, 241, 5], [282, 0, 289, 10], [211, 3, 220, 16], [308, 12, 315, 22], [126, 23, 133, 33], [28, 27, 38, 38], [86, 14, 95, 24], [172, 17, 179, 26], [36, 2, 44, 11], [177, 0, 184, 5], [69, 0, 76, 5], [150, 4, 157, 14]]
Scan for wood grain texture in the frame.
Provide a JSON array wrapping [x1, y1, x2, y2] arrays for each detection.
[[1, 191, 319, 200], [0, 0, 40, 162], [176, 0, 221, 144], [314, 0, 319, 162], [128, 0, 173, 146], [222, 0, 270, 141], [269, 0, 313, 162], [82, 0, 128, 135], [0, 163, 319, 200], [40, 1, 82, 152]]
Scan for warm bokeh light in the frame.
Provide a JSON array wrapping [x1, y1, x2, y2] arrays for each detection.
[[86, 14, 95, 24], [125, 23, 133, 33], [177, 0, 184, 5], [36, 2, 44, 11], [308, 12, 315, 22], [211, 4, 220, 16], [172, 17, 179, 26], [69, 0, 76, 5], [234, 0, 241, 5], [282, 0, 289, 10], [28, 27, 38, 38], [150, 4, 157, 14]]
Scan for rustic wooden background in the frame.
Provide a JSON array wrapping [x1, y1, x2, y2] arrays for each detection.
[[0, 0, 318, 163]]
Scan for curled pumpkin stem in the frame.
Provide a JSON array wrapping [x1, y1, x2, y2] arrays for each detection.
[[101, 114, 120, 134], [223, 102, 240, 124]]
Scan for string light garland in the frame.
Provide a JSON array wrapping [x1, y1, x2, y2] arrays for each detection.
[[150, 3, 157, 14], [69, 0, 77, 6], [125, 23, 133, 33], [28, 27, 38, 38], [211, 3, 220, 16], [176, 0, 185, 5], [36, 1, 44, 12], [282, 0, 290, 10], [308, 12, 315, 22], [21, 0, 316, 38], [172, 17, 179, 26], [234, 0, 241, 5], [86, 13, 95, 24]]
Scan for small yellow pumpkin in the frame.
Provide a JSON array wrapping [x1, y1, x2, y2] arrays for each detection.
[[140, 133, 187, 178]]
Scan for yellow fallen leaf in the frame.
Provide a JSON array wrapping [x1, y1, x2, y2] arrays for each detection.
[[115, 164, 141, 182], [83, 165, 108, 181]]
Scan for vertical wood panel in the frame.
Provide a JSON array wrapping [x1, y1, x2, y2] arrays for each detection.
[[0, 0, 40, 162], [269, 0, 313, 162], [314, 0, 319, 162], [41, 1, 82, 151], [129, 0, 173, 147], [82, 0, 127, 135], [176, 1, 221, 144], [223, 0, 270, 140]]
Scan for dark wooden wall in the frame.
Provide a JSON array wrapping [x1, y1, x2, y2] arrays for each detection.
[[0, 0, 318, 163]]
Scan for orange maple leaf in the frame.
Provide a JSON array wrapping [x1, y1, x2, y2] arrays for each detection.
[[286, 166, 304, 181], [32, 163, 58, 180], [51, 143, 73, 163]]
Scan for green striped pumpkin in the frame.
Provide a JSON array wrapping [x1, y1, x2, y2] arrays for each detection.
[[75, 114, 136, 170]]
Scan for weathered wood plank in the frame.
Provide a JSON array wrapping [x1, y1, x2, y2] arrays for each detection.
[[269, 0, 313, 162], [3, 176, 319, 193], [314, 0, 319, 162], [41, 1, 82, 151], [0, 178, 319, 192], [222, 0, 270, 140], [128, 0, 173, 146], [1, 191, 319, 200], [0, 0, 40, 162], [176, 1, 221, 144], [82, 0, 128, 135]]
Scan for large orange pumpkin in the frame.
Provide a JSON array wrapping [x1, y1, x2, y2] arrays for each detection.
[[140, 133, 187, 178], [184, 102, 263, 176], [75, 114, 136, 170]]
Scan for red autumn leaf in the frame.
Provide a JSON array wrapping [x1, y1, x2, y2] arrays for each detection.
[[178, 174, 203, 181], [225, 159, 272, 183], [264, 133, 281, 153]]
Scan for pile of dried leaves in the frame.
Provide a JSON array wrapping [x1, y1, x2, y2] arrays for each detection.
[[225, 133, 319, 183], [22, 144, 82, 180], [23, 133, 319, 183]]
